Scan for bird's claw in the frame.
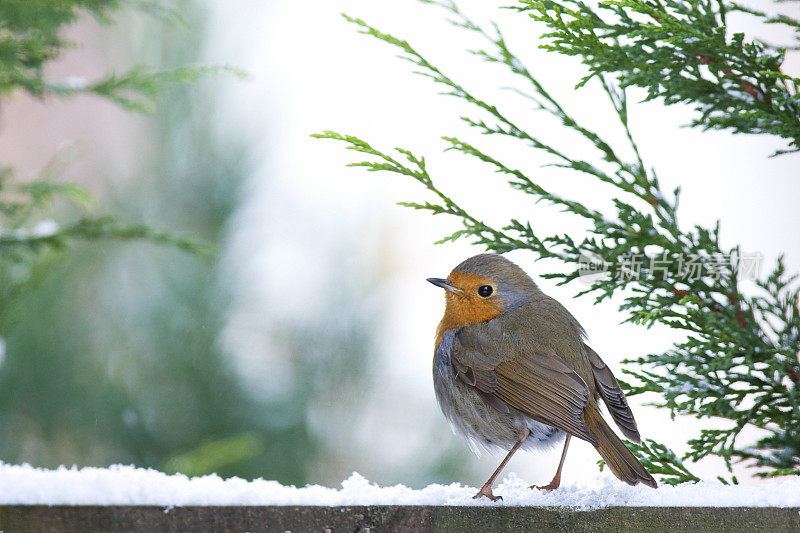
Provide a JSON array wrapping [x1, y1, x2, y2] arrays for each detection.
[[473, 486, 502, 501], [530, 480, 560, 491]]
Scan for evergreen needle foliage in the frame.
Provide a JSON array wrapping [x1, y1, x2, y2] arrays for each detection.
[[315, 0, 800, 484], [1, 0, 232, 313], [520, 1, 800, 155]]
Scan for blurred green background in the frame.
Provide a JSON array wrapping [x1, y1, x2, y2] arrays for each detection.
[[0, 0, 474, 487]]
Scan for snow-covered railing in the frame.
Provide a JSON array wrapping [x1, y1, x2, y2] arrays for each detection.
[[0, 464, 797, 532]]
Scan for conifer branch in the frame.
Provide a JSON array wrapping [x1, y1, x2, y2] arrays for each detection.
[[318, 0, 800, 483], [519, 0, 800, 154]]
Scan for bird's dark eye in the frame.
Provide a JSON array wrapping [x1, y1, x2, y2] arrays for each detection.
[[477, 285, 493, 297]]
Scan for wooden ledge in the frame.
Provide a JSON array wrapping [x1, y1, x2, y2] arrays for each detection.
[[1, 505, 799, 532]]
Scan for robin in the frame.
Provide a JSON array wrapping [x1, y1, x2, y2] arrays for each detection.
[[428, 253, 657, 500]]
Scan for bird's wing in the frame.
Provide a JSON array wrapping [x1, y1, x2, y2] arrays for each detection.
[[452, 323, 598, 445], [584, 344, 641, 443]]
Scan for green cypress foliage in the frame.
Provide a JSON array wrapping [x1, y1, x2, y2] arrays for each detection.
[[523, 1, 800, 155], [315, 0, 800, 484]]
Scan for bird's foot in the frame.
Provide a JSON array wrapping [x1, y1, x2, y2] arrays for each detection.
[[530, 476, 561, 491], [473, 485, 502, 501]]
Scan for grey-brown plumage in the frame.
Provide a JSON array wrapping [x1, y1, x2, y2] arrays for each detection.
[[430, 253, 656, 499]]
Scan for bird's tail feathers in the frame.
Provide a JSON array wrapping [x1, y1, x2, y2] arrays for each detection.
[[584, 406, 657, 489]]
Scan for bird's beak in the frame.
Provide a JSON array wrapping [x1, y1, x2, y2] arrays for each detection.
[[427, 277, 463, 295]]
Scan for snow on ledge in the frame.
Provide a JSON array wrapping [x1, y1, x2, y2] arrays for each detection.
[[0, 463, 797, 508]]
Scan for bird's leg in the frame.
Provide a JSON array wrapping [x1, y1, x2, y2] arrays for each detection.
[[532, 434, 571, 491], [473, 428, 530, 501]]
